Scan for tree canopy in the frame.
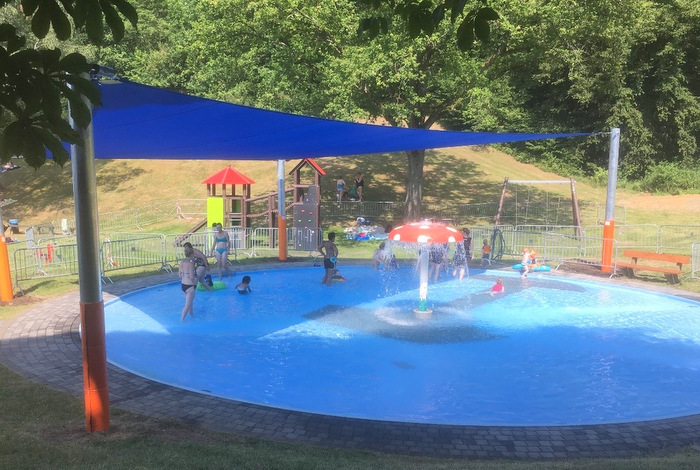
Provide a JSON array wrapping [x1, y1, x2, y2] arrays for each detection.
[[0, 0, 136, 167], [5, 0, 698, 203]]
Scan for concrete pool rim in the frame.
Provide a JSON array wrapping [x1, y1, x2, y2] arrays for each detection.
[[2, 263, 700, 459]]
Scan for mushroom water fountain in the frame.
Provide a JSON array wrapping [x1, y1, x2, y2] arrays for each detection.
[[388, 221, 464, 314]]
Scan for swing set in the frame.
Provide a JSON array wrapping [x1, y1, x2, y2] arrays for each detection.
[[493, 177, 583, 235]]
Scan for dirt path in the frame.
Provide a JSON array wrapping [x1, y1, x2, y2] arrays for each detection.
[[618, 193, 700, 214]]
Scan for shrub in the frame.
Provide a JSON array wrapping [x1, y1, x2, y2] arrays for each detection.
[[637, 162, 700, 194]]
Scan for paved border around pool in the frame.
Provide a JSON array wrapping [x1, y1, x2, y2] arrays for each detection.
[[2, 266, 700, 459]]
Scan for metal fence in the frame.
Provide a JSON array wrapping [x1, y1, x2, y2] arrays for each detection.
[[11, 227, 323, 288], [583, 224, 659, 253], [319, 200, 626, 227], [10, 224, 697, 289], [541, 233, 615, 270]]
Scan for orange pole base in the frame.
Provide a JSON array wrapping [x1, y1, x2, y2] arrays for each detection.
[[601, 220, 615, 273], [81, 301, 110, 432], [0, 237, 13, 301], [278, 215, 287, 261]]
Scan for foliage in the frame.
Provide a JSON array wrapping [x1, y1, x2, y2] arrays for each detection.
[[0, 0, 137, 167], [635, 161, 700, 195], [97, 0, 502, 220], [471, 0, 700, 181], [355, 0, 499, 51]]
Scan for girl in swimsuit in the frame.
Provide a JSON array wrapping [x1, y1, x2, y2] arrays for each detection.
[[236, 275, 252, 294], [179, 245, 198, 321], [210, 223, 231, 280]]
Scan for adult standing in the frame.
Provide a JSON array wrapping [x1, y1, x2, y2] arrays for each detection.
[[319, 232, 339, 286], [429, 243, 448, 282], [462, 228, 473, 262], [182, 242, 211, 291], [336, 176, 346, 202], [354, 172, 364, 201], [452, 238, 468, 280], [179, 245, 198, 321], [210, 223, 231, 280]]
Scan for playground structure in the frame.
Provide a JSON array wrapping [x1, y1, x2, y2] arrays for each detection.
[[177, 160, 325, 247], [493, 177, 583, 234]]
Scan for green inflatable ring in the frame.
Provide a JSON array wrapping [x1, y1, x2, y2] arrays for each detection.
[[197, 280, 227, 291]]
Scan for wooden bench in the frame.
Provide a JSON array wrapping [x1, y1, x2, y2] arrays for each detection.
[[616, 249, 690, 284]]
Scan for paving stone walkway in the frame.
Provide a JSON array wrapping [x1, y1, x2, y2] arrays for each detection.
[[1, 269, 700, 459]]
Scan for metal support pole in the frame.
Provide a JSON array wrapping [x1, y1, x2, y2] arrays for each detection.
[[277, 160, 287, 260], [69, 76, 109, 431], [601, 128, 620, 273]]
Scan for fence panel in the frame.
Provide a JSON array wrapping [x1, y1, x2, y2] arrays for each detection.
[[693, 242, 700, 279], [320, 201, 403, 221], [542, 233, 613, 269], [659, 225, 700, 254], [102, 235, 168, 275], [248, 228, 279, 256], [500, 230, 551, 259], [583, 224, 659, 254], [514, 225, 583, 236], [12, 243, 80, 282], [164, 230, 214, 267], [175, 199, 207, 220]]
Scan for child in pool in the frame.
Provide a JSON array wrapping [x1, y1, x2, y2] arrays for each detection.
[[490, 278, 505, 296], [521, 248, 531, 278], [480, 239, 492, 267], [236, 275, 252, 295]]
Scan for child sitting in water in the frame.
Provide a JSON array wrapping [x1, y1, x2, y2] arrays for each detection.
[[236, 275, 252, 295], [490, 278, 505, 296]]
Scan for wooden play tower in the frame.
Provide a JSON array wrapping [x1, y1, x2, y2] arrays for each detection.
[[202, 166, 255, 228], [200, 159, 324, 231]]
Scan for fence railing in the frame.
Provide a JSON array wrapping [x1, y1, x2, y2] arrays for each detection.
[[11, 227, 323, 287], [10, 224, 697, 289]]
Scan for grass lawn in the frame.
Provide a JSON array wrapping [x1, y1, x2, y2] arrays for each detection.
[[2, 145, 700, 468]]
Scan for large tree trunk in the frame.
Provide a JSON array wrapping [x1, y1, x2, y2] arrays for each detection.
[[404, 149, 425, 221]]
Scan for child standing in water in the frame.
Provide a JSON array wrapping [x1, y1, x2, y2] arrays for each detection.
[[480, 238, 492, 267], [521, 248, 531, 278], [319, 232, 339, 286]]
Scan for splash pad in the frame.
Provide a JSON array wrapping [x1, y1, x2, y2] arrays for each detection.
[[103, 264, 700, 426]]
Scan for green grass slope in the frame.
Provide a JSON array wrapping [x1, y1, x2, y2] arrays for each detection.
[[1, 145, 698, 228]]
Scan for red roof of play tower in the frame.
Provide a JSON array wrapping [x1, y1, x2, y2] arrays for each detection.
[[202, 166, 255, 185]]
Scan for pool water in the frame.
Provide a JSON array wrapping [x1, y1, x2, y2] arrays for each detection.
[[104, 266, 700, 426]]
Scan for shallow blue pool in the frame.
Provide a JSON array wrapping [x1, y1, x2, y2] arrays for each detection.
[[104, 266, 700, 426]]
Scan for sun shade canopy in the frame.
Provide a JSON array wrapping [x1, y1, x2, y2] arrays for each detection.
[[389, 222, 464, 243], [89, 79, 592, 161]]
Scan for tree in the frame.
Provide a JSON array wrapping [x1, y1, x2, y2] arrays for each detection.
[[97, 0, 501, 220], [471, 0, 700, 179], [0, 0, 137, 168]]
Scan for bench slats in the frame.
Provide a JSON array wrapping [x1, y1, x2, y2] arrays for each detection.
[[617, 250, 688, 284], [622, 250, 690, 264]]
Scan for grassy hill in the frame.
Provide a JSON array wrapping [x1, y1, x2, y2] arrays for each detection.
[[1, 145, 698, 229]]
